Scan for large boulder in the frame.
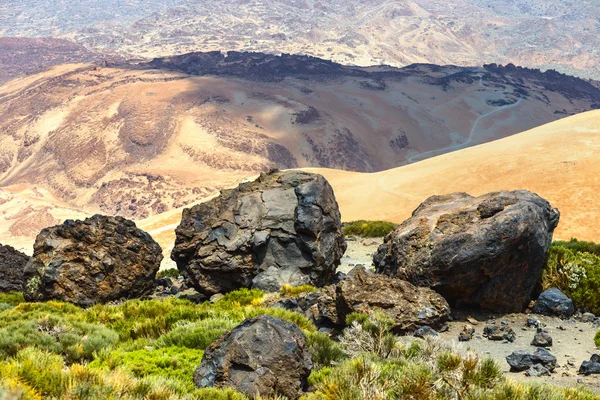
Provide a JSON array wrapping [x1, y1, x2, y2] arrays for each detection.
[[171, 170, 346, 296], [22, 215, 163, 306], [374, 191, 560, 312], [532, 288, 575, 318], [194, 315, 312, 399], [0, 244, 29, 293], [329, 267, 450, 333]]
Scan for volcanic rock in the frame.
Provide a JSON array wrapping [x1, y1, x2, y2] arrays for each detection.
[[533, 288, 575, 318], [531, 329, 553, 347], [171, 170, 346, 296], [458, 325, 476, 342], [334, 267, 450, 334], [374, 191, 560, 312], [579, 355, 600, 375], [0, 244, 29, 293], [22, 215, 163, 306], [506, 348, 557, 372], [194, 315, 312, 399], [483, 324, 516, 342]]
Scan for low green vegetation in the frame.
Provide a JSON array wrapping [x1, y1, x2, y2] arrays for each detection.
[[156, 268, 180, 279], [343, 220, 397, 238], [0, 290, 597, 399], [542, 240, 600, 314]]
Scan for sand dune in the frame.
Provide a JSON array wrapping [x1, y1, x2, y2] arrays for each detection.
[[307, 110, 600, 242]]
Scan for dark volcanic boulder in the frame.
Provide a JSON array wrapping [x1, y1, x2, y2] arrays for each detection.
[[22, 215, 163, 306], [194, 315, 312, 399], [335, 267, 450, 333], [171, 170, 346, 296], [374, 191, 560, 312], [506, 348, 557, 372], [532, 288, 575, 318], [0, 244, 29, 293]]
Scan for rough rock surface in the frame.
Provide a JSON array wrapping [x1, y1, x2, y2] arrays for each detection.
[[483, 324, 516, 342], [335, 267, 450, 333], [374, 191, 560, 312], [172, 170, 346, 296], [0, 244, 29, 293], [533, 288, 575, 318], [579, 355, 600, 375], [22, 215, 163, 306], [194, 315, 312, 399], [531, 329, 553, 347], [506, 348, 557, 372]]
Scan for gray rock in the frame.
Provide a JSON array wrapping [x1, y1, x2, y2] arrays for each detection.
[[533, 288, 575, 318], [581, 312, 596, 323], [579, 355, 600, 375], [373, 191, 559, 312], [484, 324, 516, 342], [0, 244, 29, 293], [22, 215, 163, 307], [525, 364, 551, 377], [506, 348, 557, 372], [414, 326, 439, 338], [252, 266, 311, 293], [171, 170, 346, 296], [531, 329, 553, 347], [194, 315, 312, 399]]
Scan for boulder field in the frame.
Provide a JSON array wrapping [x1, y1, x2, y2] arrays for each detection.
[[374, 190, 560, 312]]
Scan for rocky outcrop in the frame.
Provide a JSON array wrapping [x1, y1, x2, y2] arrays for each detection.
[[579, 355, 600, 375], [533, 288, 575, 318], [22, 215, 163, 307], [329, 267, 450, 333], [194, 315, 312, 399], [0, 244, 30, 293], [374, 191, 560, 312], [171, 170, 346, 296]]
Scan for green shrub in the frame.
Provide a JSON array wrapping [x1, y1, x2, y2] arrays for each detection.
[[542, 245, 600, 314], [595, 330, 600, 347], [0, 315, 119, 362], [156, 268, 180, 279], [552, 238, 600, 256], [343, 220, 397, 238], [89, 346, 204, 391], [0, 292, 25, 306], [280, 284, 318, 298], [213, 288, 265, 308], [156, 318, 237, 349], [306, 332, 347, 368]]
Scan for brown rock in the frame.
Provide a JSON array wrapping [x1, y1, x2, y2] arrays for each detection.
[[334, 267, 450, 334], [0, 244, 29, 293], [22, 215, 163, 306]]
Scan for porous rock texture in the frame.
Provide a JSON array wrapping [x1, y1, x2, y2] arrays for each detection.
[[0, 244, 30, 293], [171, 170, 346, 296], [194, 315, 312, 399], [335, 267, 450, 334], [22, 215, 163, 306], [374, 191, 560, 312]]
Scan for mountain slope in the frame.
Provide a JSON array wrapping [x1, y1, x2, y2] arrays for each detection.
[[3, 0, 600, 78], [308, 110, 600, 243], [1, 52, 599, 221]]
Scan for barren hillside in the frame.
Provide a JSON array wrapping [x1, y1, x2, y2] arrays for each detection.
[[2, 0, 600, 79]]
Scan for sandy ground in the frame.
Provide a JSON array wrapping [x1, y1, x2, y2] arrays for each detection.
[[341, 239, 600, 393], [441, 311, 600, 394]]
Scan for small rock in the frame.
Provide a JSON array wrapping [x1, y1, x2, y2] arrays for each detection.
[[414, 326, 439, 338], [579, 354, 600, 375], [210, 293, 225, 303], [531, 329, 553, 347], [525, 364, 551, 377], [439, 324, 450, 333], [526, 317, 540, 328], [533, 288, 575, 318], [467, 317, 479, 325], [484, 324, 516, 342], [581, 312, 596, 323], [506, 348, 557, 372]]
